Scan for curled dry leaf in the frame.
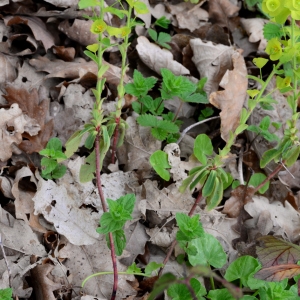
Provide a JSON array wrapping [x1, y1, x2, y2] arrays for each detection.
[[136, 36, 190, 76], [209, 51, 248, 142], [33, 171, 100, 246], [240, 18, 268, 51], [0, 52, 17, 84], [190, 39, 235, 95], [58, 19, 97, 46], [244, 196, 300, 242], [0, 104, 35, 161], [3, 85, 54, 153], [167, 2, 209, 32], [3, 15, 56, 51]]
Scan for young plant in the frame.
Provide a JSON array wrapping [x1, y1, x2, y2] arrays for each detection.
[[39, 137, 67, 179], [126, 68, 208, 142]]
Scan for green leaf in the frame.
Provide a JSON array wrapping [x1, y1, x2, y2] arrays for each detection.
[[157, 32, 171, 48], [144, 262, 164, 276], [151, 127, 168, 140], [133, 1, 149, 14], [188, 232, 227, 268], [97, 212, 125, 234], [84, 49, 98, 63], [260, 148, 281, 168], [253, 57, 269, 69], [0, 288, 13, 300], [207, 288, 236, 300], [259, 116, 271, 130], [51, 164, 67, 179], [206, 177, 223, 210], [154, 16, 170, 29], [148, 273, 177, 300], [202, 170, 216, 197], [78, 0, 98, 9], [194, 134, 213, 165], [41, 157, 57, 173], [65, 130, 83, 158], [183, 92, 209, 103], [79, 150, 96, 182], [127, 262, 142, 274], [150, 150, 171, 181], [107, 229, 126, 256], [176, 213, 204, 241], [283, 145, 300, 167], [263, 23, 282, 41], [46, 137, 63, 151], [148, 28, 158, 41], [235, 124, 248, 135], [249, 173, 269, 194], [225, 255, 261, 287]]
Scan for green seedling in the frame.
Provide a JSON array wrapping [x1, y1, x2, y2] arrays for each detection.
[[0, 288, 13, 300], [148, 28, 171, 49], [39, 137, 67, 179]]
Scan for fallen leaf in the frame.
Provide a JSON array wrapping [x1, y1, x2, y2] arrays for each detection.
[[278, 160, 300, 189], [240, 18, 268, 51], [136, 36, 190, 76], [255, 264, 300, 281], [209, 50, 248, 142], [190, 38, 235, 95], [244, 196, 300, 242], [3, 16, 56, 51], [0, 52, 17, 84], [3, 85, 54, 153]]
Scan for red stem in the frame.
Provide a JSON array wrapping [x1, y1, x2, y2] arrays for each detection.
[[111, 117, 120, 164], [95, 133, 118, 300], [251, 163, 283, 195], [158, 191, 203, 276]]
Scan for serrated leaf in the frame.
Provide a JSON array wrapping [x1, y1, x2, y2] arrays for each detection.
[[51, 164, 67, 179], [97, 212, 125, 234], [41, 157, 57, 173], [107, 229, 126, 256], [263, 23, 282, 41], [151, 127, 168, 140], [194, 134, 213, 165]]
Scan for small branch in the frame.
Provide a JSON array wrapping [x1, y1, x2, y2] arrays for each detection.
[[176, 116, 220, 144], [111, 119, 120, 164], [158, 191, 203, 277], [250, 163, 283, 195], [238, 146, 244, 185], [95, 134, 118, 300]]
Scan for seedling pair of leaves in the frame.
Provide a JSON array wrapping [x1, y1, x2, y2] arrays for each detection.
[[96, 193, 136, 255], [39, 138, 67, 179], [147, 16, 171, 49], [179, 134, 232, 210]]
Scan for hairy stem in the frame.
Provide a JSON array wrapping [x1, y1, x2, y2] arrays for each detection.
[[158, 191, 203, 276], [95, 134, 118, 299]]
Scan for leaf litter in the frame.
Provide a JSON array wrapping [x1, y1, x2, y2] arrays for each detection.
[[0, 0, 300, 299]]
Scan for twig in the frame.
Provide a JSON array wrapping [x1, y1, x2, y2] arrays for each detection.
[[250, 163, 283, 195], [176, 116, 220, 144], [95, 134, 118, 300], [238, 146, 244, 185], [0, 233, 12, 287]]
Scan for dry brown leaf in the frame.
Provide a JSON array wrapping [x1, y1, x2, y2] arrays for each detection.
[[244, 196, 300, 242], [168, 2, 208, 32], [3, 85, 54, 153], [3, 16, 56, 51], [117, 116, 161, 177], [29, 55, 129, 86], [58, 19, 97, 46], [190, 39, 235, 95], [11, 166, 47, 233], [240, 18, 268, 51], [209, 0, 240, 27], [136, 36, 190, 76], [209, 51, 248, 142], [58, 237, 136, 299], [0, 52, 17, 84], [33, 171, 100, 245], [30, 263, 62, 300], [0, 206, 47, 256], [278, 161, 300, 189], [53, 45, 75, 61], [0, 104, 35, 161]]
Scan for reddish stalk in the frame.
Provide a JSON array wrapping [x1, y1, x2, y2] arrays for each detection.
[[95, 133, 118, 300], [158, 191, 203, 277], [111, 117, 120, 164], [251, 163, 283, 195]]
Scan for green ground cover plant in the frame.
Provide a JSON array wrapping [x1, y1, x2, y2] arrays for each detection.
[[30, 0, 300, 299]]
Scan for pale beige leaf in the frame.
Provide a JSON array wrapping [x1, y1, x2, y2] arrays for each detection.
[[209, 51, 248, 142], [190, 38, 235, 95], [136, 36, 190, 76], [240, 18, 268, 51]]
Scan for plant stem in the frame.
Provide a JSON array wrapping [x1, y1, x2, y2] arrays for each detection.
[[95, 134, 118, 300], [172, 100, 183, 122], [158, 191, 203, 276], [250, 163, 283, 195]]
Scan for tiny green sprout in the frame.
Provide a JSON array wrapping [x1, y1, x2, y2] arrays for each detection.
[[39, 137, 67, 179], [253, 57, 269, 69]]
